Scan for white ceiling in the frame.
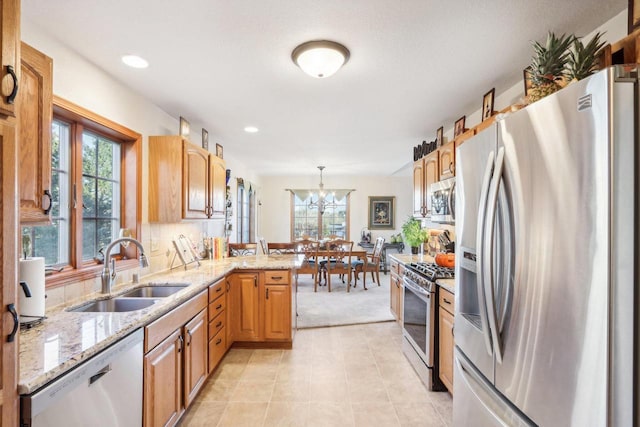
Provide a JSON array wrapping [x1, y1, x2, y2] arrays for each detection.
[[22, 0, 625, 177]]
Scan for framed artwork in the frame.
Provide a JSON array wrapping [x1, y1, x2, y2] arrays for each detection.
[[179, 116, 190, 138], [436, 126, 444, 146], [454, 116, 466, 138], [523, 67, 533, 96], [216, 143, 224, 159], [482, 88, 495, 122], [368, 196, 395, 230], [202, 128, 209, 150], [630, 0, 640, 33]]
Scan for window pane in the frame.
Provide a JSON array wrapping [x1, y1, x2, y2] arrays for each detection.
[[82, 133, 98, 175], [97, 136, 120, 178], [97, 219, 116, 255], [97, 179, 114, 216], [82, 220, 97, 261], [82, 176, 96, 217]]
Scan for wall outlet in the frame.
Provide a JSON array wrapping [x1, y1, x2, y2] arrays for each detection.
[[150, 238, 158, 252]]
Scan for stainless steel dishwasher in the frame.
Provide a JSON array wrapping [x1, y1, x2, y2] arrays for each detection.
[[20, 328, 143, 427]]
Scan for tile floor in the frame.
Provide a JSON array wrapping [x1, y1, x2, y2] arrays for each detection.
[[180, 321, 452, 427]]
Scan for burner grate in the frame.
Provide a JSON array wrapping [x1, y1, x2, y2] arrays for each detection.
[[408, 262, 454, 281]]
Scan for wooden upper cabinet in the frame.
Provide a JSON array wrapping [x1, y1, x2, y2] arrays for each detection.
[[183, 143, 209, 219], [209, 154, 226, 218], [149, 136, 183, 223], [18, 42, 53, 225], [423, 150, 439, 215], [438, 140, 455, 180], [412, 159, 424, 217], [0, 0, 19, 118]]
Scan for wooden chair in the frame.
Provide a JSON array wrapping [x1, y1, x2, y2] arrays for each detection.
[[258, 237, 268, 255], [323, 239, 353, 292], [228, 243, 257, 256], [352, 236, 384, 290], [268, 242, 297, 254], [295, 239, 320, 291]]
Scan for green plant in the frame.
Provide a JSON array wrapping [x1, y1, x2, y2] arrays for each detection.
[[401, 217, 428, 248], [567, 32, 606, 81]]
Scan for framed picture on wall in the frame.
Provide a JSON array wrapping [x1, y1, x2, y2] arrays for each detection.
[[454, 116, 466, 137], [436, 126, 444, 146], [368, 196, 395, 230], [630, 0, 640, 33], [216, 143, 224, 159], [202, 128, 209, 149], [482, 88, 495, 122], [179, 116, 190, 138]]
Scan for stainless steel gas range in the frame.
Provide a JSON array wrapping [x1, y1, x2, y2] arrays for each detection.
[[402, 262, 454, 391]]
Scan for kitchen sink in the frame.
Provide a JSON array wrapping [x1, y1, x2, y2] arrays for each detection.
[[119, 285, 188, 298], [69, 297, 158, 313]]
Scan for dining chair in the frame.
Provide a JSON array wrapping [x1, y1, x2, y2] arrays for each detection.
[[268, 242, 297, 254], [228, 243, 258, 256], [323, 239, 353, 292], [352, 236, 385, 290], [295, 239, 320, 291], [259, 237, 268, 255]]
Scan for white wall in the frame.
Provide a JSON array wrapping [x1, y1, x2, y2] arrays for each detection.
[[258, 174, 412, 243]]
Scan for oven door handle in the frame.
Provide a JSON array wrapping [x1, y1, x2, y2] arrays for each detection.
[[402, 277, 431, 301]]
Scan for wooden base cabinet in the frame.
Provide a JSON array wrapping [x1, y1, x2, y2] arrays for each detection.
[[389, 258, 403, 321], [232, 272, 261, 341], [208, 278, 228, 372], [143, 290, 207, 427], [438, 288, 455, 394], [263, 272, 291, 340]]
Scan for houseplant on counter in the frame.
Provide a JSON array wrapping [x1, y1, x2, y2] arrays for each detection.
[[401, 217, 428, 255]]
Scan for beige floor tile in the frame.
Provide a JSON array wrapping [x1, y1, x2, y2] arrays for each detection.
[[393, 401, 446, 427], [224, 348, 255, 363], [211, 360, 247, 380], [242, 364, 279, 381], [230, 380, 275, 402], [196, 378, 238, 402], [384, 376, 431, 404], [344, 362, 382, 383], [427, 391, 453, 426], [310, 361, 346, 382], [263, 402, 310, 426], [377, 361, 422, 382], [307, 401, 355, 427], [249, 349, 284, 365], [217, 402, 268, 427], [347, 377, 390, 403], [180, 400, 227, 426], [276, 363, 312, 383], [351, 401, 400, 427], [272, 380, 310, 402], [308, 379, 349, 403]]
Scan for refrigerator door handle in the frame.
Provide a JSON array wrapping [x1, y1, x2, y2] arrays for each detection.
[[497, 180, 514, 334], [483, 147, 505, 363], [476, 151, 495, 357]]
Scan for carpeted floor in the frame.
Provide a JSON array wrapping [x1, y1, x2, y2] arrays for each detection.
[[295, 270, 395, 329]]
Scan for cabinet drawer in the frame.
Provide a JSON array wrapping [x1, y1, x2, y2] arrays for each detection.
[[439, 288, 455, 315], [390, 259, 399, 275], [264, 270, 289, 284], [208, 279, 225, 302], [208, 311, 225, 339], [208, 295, 226, 319], [208, 328, 226, 372]]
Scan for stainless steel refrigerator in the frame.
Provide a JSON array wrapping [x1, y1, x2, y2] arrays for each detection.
[[454, 65, 637, 427]]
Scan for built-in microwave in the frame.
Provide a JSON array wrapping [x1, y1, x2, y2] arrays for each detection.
[[430, 177, 455, 224]]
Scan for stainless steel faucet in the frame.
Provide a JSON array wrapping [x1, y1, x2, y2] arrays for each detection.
[[101, 237, 149, 293]]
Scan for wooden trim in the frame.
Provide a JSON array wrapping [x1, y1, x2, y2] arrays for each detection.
[[45, 259, 139, 288], [70, 122, 83, 270]]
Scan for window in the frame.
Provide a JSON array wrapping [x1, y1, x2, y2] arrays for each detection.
[[291, 192, 350, 240], [237, 179, 256, 243], [21, 97, 141, 286]]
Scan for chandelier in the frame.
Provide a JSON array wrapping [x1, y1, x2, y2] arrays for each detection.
[[308, 166, 337, 215]]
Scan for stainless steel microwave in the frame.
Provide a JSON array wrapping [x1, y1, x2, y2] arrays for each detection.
[[430, 177, 455, 223]]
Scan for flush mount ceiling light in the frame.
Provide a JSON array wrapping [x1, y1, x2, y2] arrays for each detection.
[[121, 55, 149, 69], [291, 40, 350, 78]]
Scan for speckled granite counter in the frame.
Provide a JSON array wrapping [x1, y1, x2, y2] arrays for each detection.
[[19, 255, 300, 395], [388, 254, 455, 294]]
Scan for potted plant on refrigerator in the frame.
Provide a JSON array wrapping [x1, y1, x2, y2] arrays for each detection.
[[401, 217, 428, 255]]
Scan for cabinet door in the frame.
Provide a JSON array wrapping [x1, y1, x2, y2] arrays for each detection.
[[209, 154, 226, 218], [439, 140, 455, 180], [148, 136, 182, 223], [423, 151, 439, 215], [182, 142, 209, 219], [0, 121, 18, 426], [0, 0, 19, 117], [18, 42, 52, 224], [183, 309, 208, 408], [263, 284, 291, 340], [439, 307, 454, 394], [144, 329, 183, 427], [234, 273, 261, 341], [226, 277, 236, 348], [390, 273, 399, 319], [412, 159, 424, 216]]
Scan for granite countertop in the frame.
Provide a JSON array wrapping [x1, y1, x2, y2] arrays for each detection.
[[19, 255, 301, 395], [388, 254, 455, 294]]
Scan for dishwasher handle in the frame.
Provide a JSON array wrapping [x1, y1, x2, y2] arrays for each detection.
[[88, 365, 111, 386]]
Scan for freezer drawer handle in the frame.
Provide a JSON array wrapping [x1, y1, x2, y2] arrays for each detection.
[[89, 365, 112, 385]]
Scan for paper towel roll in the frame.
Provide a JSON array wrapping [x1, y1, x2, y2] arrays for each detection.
[[19, 257, 46, 320]]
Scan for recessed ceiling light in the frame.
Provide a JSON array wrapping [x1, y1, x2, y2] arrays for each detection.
[[244, 126, 259, 133], [121, 55, 149, 69]]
